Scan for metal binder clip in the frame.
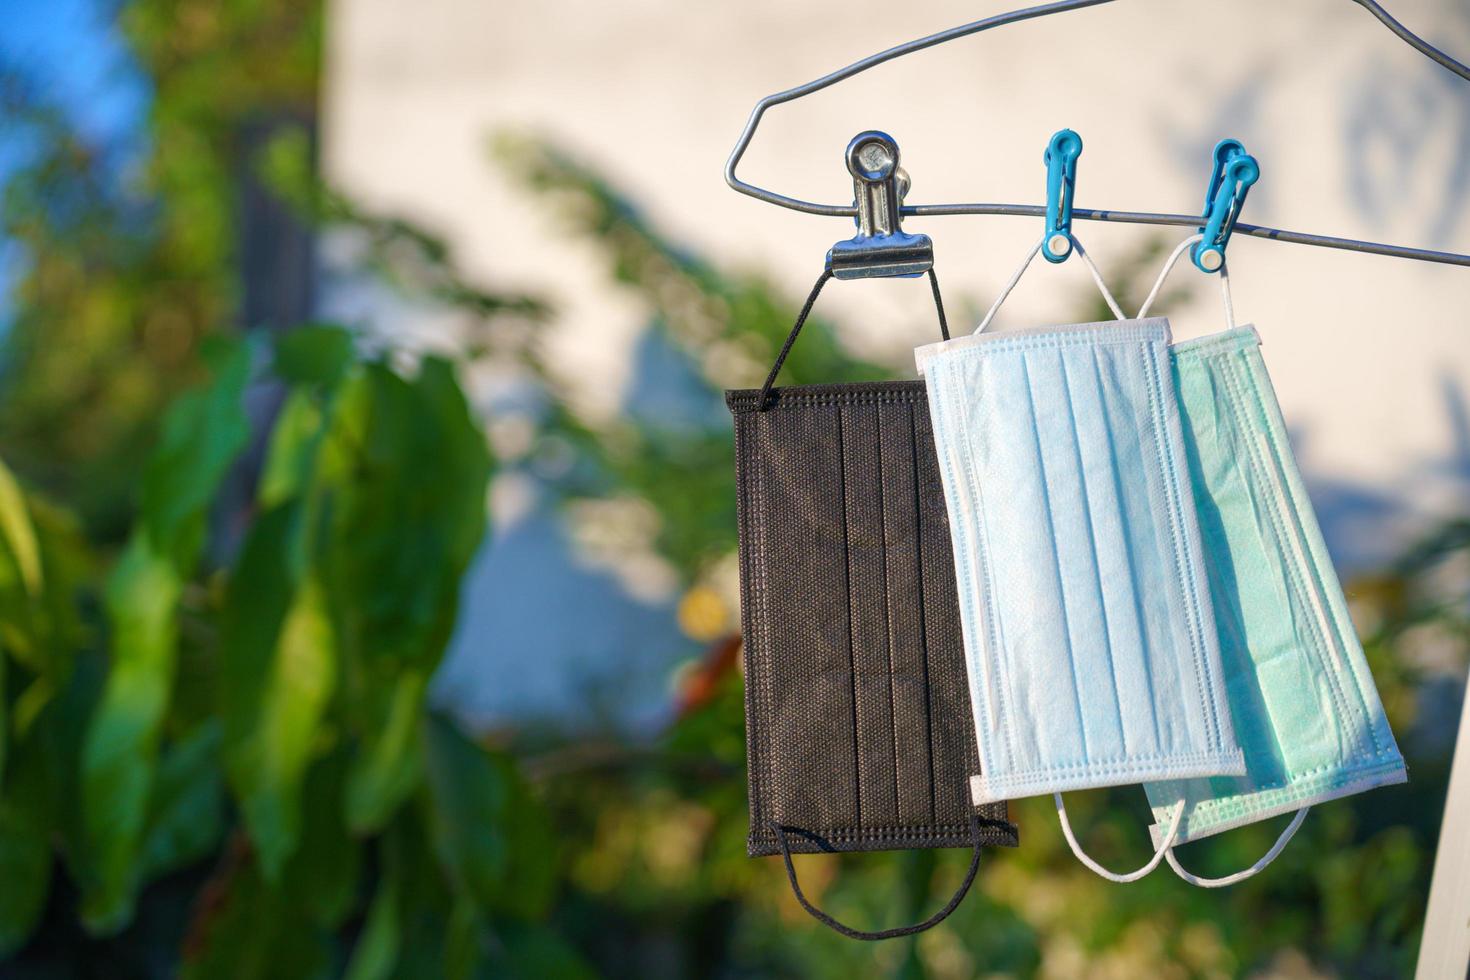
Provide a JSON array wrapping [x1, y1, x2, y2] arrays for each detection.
[[1193, 138, 1261, 274], [1042, 129, 1082, 263], [826, 131, 933, 279]]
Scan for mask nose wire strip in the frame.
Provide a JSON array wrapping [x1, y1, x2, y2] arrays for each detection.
[[1055, 794, 1185, 882], [974, 235, 1125, 335], [1136, 233, 1237, 331], [772, 815, 985, 941], [1164, 806, 1311, 888]]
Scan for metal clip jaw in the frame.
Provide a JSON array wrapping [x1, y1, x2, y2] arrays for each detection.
[[1042, 129, 1082, 263], [1193, 138, 1261, 274], [826, 131, 934, 279]]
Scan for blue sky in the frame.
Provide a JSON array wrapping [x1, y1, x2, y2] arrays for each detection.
[[1, 0, 147, 147], [1, 0, 149, 322]]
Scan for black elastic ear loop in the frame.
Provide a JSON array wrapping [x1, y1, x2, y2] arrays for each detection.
[[772, 814, 983, 941], [757, 267, 951, 411]]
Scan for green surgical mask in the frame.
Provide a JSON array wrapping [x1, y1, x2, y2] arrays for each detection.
[[1139, 236, 1408, 887]]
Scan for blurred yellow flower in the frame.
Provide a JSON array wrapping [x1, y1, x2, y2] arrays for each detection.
[[678, 584, 730, 641]]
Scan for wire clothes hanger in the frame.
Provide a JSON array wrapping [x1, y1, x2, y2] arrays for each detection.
[[724, 0, 1470, 268]]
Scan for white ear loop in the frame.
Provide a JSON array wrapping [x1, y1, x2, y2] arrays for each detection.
[[1164, 807, 1310, 888], [1136, 233, 1237, 329], [1055, 793, 1184, 883], [974, 235, 1126, 335]]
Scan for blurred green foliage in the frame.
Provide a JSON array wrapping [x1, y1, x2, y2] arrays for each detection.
[[0, 0, 319, 541], [0, 1, 1467, 978], [0, 324, 535, 975]]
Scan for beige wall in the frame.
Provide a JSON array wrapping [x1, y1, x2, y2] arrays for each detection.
[[322, 0, 1470, 558]]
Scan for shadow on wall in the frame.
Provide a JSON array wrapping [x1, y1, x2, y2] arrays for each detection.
[[1305, 374, 1470, 571], [1159, 3, 1470, 248], [1345, 36, 1470, 247], [431, 503, 688, 737], [430, 323, 722, 737]]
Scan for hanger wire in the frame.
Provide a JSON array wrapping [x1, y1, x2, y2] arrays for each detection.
[[724, 0, 1470, 268]]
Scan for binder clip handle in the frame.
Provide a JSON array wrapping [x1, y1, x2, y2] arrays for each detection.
[[1042, 129, 1083, 263], [826, 131, 934, 280], [1193, 138, 1260, 274]]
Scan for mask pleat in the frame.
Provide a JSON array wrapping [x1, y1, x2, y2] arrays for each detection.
[[913, 402, 972, 822], [1234, 356, 1383, 768], [1132, 343, 1202, 755], [1109, 341, 1196, 756], [879, 405, 938, 824], [1053, 344, 1135, 762], [987, 352, 1090, 769], [841, 403, 901, 829], [936, 363, 1024, 775], [1243, 350, 1399, 760], [1082, 343, 1166, 759], [1172, 350, 1291, 801], [764, 405, 861, 831]]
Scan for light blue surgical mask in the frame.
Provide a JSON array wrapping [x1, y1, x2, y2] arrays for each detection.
[[1137, 236, 1408, 887], [917, 237, 1246, 882]]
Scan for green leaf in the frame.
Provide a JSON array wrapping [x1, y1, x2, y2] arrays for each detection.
[[314, 361, 490, 831], [323, 362, 490, 666], [258, 388, 328, 509], [420, 713, 556, 921], [0, 460, 42, 726], [79, 533, 183, 933], [26, 651, 104, 890], [78, 335, 251, 933], [493, 922, 597, 980], [2, 648, 101, 920], [219, 505, 301, 705], [445, 897, 482, 980], [10, 675, 54, 739], [0, 458, 43, 599], [0, 496, 86, 743], [0, 493, 88, 719], [0, 654, 6, 787], [344, 667, 426, 834], [273, 324, 355, 387], [281, 752, 360, 928], [413, 358, 495, 565], [343, 844, 401, 980], [321, 365, 488, 668], [380, 812, 457, 979], [141, 720, 225, 879], [0, 750, 53, 956], [179, 865, 334, 980], [221, 505, 336, 881], [139, 335, 252, 561], [243, 576, 334, 879]]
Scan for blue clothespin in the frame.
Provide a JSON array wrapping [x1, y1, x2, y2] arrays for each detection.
[[1042, 129, 1083, 263], [1193, 139, 1260, 274]]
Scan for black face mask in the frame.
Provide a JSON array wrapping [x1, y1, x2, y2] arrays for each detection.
[[726, 268, 1017, 941]]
